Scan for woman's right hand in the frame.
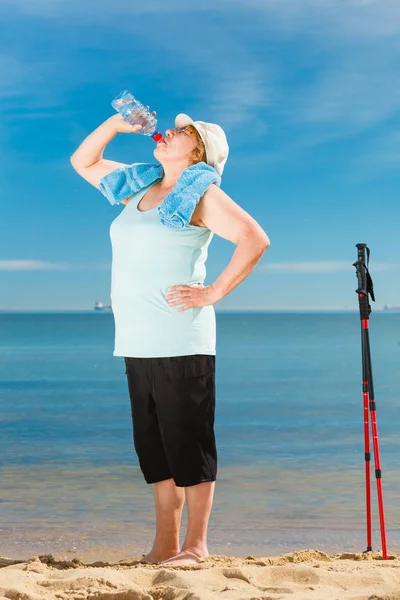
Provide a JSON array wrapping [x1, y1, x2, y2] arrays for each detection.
[[108, 106, 157, 133]]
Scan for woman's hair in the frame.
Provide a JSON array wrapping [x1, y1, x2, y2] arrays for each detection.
[[187, 125, 207, 166]]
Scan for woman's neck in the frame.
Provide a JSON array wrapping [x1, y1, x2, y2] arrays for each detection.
[[160, 161, 190, 188]]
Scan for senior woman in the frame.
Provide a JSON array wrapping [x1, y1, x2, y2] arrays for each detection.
[[70, 107, 270, 566]]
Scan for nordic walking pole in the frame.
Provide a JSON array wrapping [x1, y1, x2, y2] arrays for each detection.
[[353, 243, 388, 560], [354, 242, 373, 553]]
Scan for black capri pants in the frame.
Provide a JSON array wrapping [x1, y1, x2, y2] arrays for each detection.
[[124, 354, 217, 488]]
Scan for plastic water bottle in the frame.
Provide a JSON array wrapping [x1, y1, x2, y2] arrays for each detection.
[[111, 90, 163, 142]]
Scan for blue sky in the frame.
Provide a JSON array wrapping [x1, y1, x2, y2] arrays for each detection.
[[1, 0, 400, 311]]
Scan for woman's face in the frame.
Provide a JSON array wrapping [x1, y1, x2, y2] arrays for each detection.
[[154, 125, 198, 166]]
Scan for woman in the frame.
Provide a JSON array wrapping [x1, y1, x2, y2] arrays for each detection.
[[70, 107, 270, 566]]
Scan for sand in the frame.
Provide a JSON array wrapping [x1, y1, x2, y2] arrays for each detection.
[[1, 549, 399, 600]]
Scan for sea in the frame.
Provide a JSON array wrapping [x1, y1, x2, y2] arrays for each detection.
[[1, 311, 399, 560]]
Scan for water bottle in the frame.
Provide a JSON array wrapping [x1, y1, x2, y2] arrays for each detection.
[[111, 90, 163, 142]]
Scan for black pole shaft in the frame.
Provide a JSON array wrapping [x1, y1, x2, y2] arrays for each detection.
[[353, 243, 388, 560]]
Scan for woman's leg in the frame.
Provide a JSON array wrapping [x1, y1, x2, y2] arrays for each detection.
[[152, 355, 218, 565], [141, 478, 185, 563], [160, 480, 215, 565], [182, 480, 216, 557], [124, 358, 186, 563]]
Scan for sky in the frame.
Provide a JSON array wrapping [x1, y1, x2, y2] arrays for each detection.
[[1, 0, 400, 311]]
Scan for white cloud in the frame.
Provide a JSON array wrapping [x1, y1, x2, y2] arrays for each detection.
[[211, 0, 400, 150], [293, 50, 400, 132], [230, 0, 400, 42], [4, 259, 392, 275], [0, 260, 110, 271], [3, 0, 400, 166], [263, 261, 394, 273], [126, 20, 271, 133], [0, 260, 70, 271], [9, 0, 400, 38], [211, 68, 270, 132], [1, 3, 271, 135]]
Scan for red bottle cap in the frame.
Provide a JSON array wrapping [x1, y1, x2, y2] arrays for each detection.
[[152, 131, 163, 142]]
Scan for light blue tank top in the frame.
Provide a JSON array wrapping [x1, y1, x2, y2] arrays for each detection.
[[109, 182, 216, 358]]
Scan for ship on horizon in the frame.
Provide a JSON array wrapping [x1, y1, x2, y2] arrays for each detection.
[[94, 301, 112, 311], [383, 304, 400, 311]]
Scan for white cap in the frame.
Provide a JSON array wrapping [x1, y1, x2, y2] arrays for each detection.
[[175, 113, 229, 176]]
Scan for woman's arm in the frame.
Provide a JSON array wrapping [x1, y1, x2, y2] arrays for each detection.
[[211, 235, 269, 302], [70, 117, 131, 193], [197, 184, 270, 245], [197, 184, 270, 301], [70, 116, 120, 169], [70, 113, 150, 205]]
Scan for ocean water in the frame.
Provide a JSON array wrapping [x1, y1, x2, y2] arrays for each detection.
[[1, 311, 399, 559]]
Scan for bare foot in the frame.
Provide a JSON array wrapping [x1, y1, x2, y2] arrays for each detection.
[[159, 547, 209, 566], [140, 548, 181, 564]]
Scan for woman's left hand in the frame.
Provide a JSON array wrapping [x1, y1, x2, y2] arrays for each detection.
[[165, 284, 219, 312]]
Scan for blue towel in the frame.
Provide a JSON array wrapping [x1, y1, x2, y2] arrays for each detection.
[[99, 161, 221, 229]]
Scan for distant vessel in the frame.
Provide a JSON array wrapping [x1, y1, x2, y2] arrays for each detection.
[[383, 304, 400, 311], [94, 301, 112, 311]]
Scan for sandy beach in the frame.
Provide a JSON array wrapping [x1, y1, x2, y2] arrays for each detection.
[[1, 548, 399, 600]]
